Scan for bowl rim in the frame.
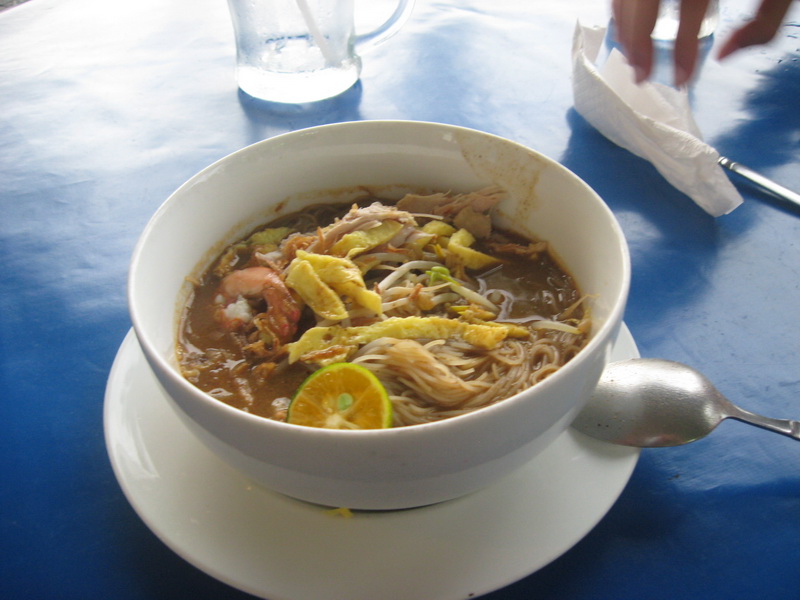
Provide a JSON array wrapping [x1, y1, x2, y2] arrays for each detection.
[[128, 119, 631, 440]]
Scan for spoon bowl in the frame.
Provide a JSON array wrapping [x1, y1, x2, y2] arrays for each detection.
[[572, 358, 800, 447]]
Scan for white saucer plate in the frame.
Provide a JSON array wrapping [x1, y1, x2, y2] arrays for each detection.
[[104, 325, 640, 600]]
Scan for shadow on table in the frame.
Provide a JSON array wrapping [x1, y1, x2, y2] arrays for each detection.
[[557, 107, 729, 347], [236, 82, 364, 144], [480, 451, 687, 600], [104, 494, 258, 599], [709, 51, 800, 217], [556, 49, 800, 340]]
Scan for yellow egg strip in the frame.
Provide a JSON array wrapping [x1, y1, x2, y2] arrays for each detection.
[[287, 316, 529, 364]]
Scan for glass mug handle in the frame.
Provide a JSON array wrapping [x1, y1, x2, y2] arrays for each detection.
[[354, 0, 416, 52]]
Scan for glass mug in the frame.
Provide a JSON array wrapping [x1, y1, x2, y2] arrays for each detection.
[[227, 0, 415, 103]]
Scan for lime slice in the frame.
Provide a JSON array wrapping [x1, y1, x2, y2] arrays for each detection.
[[287, 363, 392, 430]]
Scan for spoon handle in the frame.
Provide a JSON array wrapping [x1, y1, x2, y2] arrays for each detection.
[[727, 405, 800, 441]]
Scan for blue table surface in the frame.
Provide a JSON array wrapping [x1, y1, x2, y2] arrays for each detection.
[[2, 0, 799, 598]]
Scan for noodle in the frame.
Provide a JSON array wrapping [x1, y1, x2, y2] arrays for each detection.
[[177, 189, 590, 426]]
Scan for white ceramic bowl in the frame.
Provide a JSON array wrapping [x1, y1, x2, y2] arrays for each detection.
[[129, 120, 630, 510]]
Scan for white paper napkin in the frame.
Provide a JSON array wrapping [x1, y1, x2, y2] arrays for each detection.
[[572, 22, 742, 216]]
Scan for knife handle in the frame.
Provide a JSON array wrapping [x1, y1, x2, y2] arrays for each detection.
[[719, 156, 800, 208]]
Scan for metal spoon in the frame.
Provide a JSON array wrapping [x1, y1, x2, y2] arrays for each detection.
[[572, 358, 800, 447]]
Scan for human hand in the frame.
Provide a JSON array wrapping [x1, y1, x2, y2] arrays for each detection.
[[612, 0, 795, 86]]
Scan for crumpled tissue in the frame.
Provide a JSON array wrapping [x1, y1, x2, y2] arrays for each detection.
[[571, 22, 742, 216]]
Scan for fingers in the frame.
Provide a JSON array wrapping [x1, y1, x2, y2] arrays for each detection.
[[673, 0, 712, 86], [614, 0, 791, 86], [717, 0, 793, 60], [612, 0, 634, 51], [614, 0, 661, 82]]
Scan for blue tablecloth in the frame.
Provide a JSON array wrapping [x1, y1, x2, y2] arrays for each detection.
[[2, 0, 798, 598]]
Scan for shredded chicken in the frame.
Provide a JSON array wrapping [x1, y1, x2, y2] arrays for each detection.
[[397, 186, 506, 238], [306, 202, 417, 253]]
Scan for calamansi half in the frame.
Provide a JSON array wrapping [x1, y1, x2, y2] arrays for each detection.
[[287, 363, 392, 430]]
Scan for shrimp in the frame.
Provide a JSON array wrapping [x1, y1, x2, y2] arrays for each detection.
[[216, 266, 301, 343]]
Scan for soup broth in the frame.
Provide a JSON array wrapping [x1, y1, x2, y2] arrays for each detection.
[[178, 188, 589, 427]]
